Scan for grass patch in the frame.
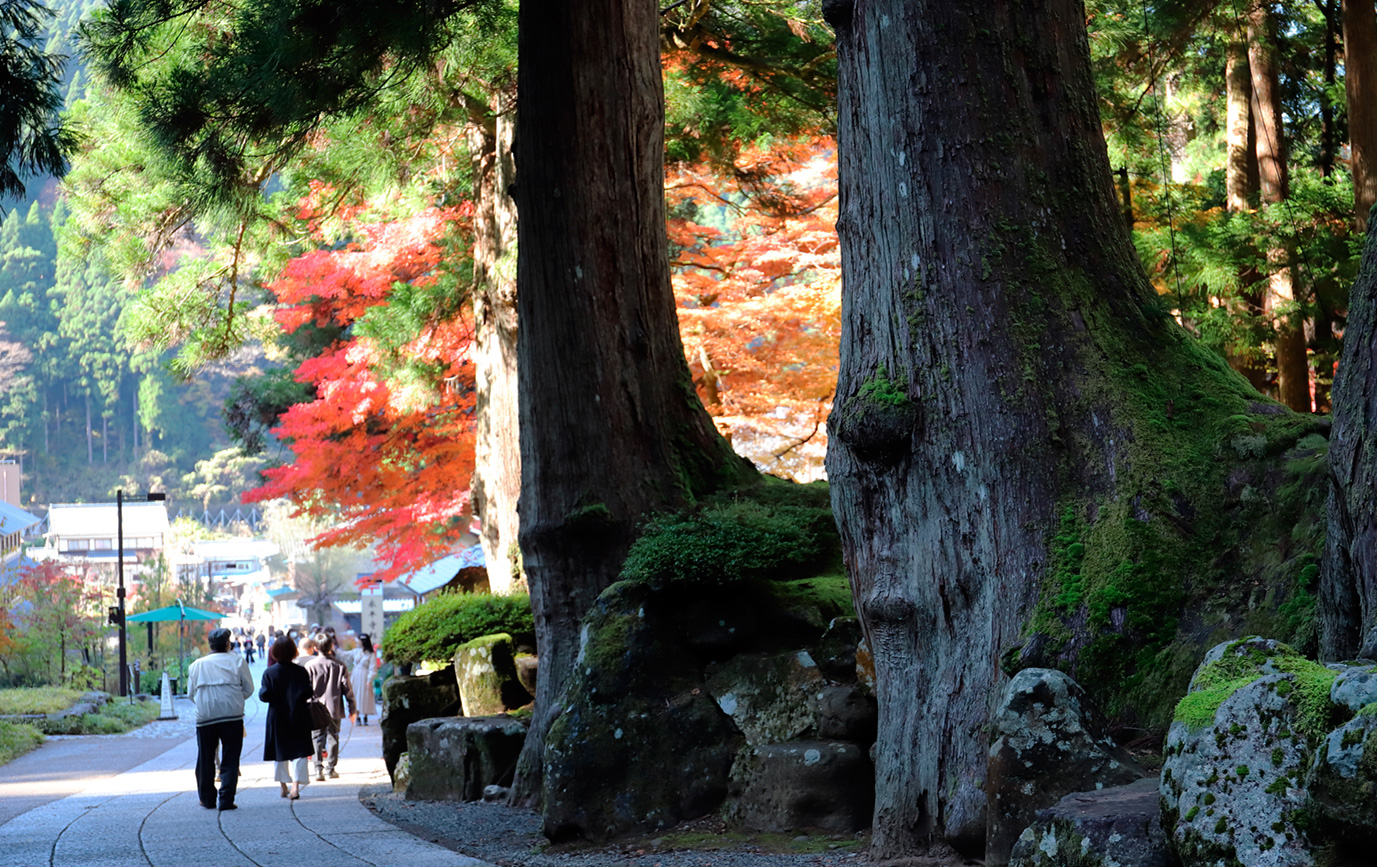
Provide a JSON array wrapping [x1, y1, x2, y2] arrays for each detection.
[[0, 721, 43, 765], [0, 687, 83, 715], [36, 699, 160, 735]]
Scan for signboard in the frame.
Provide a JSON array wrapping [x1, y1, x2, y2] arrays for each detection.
[[361, 585, 384, 643]]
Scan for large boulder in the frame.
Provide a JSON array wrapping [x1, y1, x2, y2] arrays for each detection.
[[705, 650, 826, 745], [1329, 663, 1377, 714], [986, 668, 1146, 866], [404, 715, 527, 801], [1304, 712, 1377, 846], [1161, 637, 1343, 866], [542, 581, 744, 842], [724, 741, 873, 833], [453, 633, 531, 716], [381, 670, 460, 779], [1008, 777, 1177, 867], [816, 684, 877, 745]]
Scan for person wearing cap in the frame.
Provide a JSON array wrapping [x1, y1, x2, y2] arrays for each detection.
[[187, 627, 255, 810]]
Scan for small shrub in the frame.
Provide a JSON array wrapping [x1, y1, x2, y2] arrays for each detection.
[[621, 499, 833, 587], [35, 698, 158, 735], [383, 592, 534, 664], [0, 721, 43, 766]]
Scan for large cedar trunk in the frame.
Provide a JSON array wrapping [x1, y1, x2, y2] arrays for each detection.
[[467, 90, 523, 596], [1248, 2, 1310, 412], [826, 0, 1265, 856], [508, 0, 753, 805], [1345, 0, 1377, 231], [1320, 221, 1377, 659]]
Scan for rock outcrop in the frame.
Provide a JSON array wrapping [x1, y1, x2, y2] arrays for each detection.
[[986, 668, 1146, 866], [705, 650, 825, 745], [1008, 777, 1176, 867]]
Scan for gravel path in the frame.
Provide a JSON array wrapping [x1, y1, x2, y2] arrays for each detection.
[[359, 785, 977, 867]]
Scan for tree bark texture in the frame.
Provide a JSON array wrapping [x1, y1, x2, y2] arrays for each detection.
[[827, 0, 1277, 857], [508, 0, 753, 806], [467, 89, 523, 597], [1345, 0, 1377, 231], [1321, 218, 1377, 659], [1248, 2, 1310, 412]]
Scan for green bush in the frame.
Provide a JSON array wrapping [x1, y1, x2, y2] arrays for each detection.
[[0, 687, 83, 715], [383, 592, 534, 665], [620, 481, 838, 587]]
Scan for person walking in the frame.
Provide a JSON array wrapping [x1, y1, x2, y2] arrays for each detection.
[[255, 631, 267, 660], [344, 634, 379, 726], [259, 635, 315, 800], [244, 630, 255, 664], [186, 628, 255, 811], [302, 634, 355, 780]]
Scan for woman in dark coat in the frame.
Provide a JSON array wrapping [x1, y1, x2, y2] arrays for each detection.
[[259, 635, 314, 799]]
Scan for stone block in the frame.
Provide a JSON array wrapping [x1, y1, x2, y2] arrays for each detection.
[[1008, 777, 1175, 867], [706, 650, 825, 745], [725, 741, 873, 833], [453, 633, 531, 716], [405, 715, 527, 802], [381, 671, 460, 779]]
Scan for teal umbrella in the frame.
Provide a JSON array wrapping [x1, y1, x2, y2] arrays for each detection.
[[126, 601, 223, 693], [127, 604, 222, 622]]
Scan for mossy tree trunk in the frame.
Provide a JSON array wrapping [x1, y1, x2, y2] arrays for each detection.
[[825, 0, 1287, 857], [1320, 218, 1377, 660], [507, 0, 755, 806]]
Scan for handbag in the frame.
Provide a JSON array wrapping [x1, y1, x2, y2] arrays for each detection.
[[307, 698, 333, 729]]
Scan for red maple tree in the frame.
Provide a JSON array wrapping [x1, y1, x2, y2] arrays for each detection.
[[668, 136, 840, 480], [246, 201, 477, 580]]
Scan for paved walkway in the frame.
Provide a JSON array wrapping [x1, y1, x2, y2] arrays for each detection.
[[0, 660, 492, 867]]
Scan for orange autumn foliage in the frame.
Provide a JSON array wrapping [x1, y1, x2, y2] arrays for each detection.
[[669, 137, 840, 480], [246, 205, 477, 581]]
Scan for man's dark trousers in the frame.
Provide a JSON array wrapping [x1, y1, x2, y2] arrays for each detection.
[[312, 718, 341, 775], [195, 720, 243, 808]]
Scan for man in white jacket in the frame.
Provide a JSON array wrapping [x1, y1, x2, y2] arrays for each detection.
[[187, 628, 254, 810]]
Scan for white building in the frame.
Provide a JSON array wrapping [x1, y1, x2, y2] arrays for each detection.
[[34, 502, 170, 579]]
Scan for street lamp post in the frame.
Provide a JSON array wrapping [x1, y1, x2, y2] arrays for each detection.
[[117, 490, 166, 697]]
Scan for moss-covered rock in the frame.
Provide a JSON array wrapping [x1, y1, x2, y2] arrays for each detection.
[[453, 632, 531, 716], [1304, 712, 1377, 845], [705, 651, 825, 746], [541, 580, 744, 841], [380, 671, 460, 780], [405, 715, 527, 802], [987, 668, 1146, 866], [1161, 638, 1348, 866], [1008, 778, 1174, 867]]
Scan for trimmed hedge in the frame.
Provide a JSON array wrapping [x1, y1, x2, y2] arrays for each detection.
[[383, 592, 535, 665]]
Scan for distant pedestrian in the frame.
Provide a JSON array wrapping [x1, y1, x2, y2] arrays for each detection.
[[344, 634, 379, 726], [244, 632, 255, 664], [302, 635, 355, 780], [256, 632, 267, 658], [187, 628, 254, 811], [259, 636, 315, 800]]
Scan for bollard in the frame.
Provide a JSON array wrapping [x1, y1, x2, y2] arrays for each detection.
[[157, 672, 178, 721]]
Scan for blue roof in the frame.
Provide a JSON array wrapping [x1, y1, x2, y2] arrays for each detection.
[[0, 501, 39, 537], [399, 545, 485, 595]]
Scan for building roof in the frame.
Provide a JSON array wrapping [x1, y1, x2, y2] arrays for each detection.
[[46, 502, 170, 539], [0, 501, 40, 537], [396, 546, 485, 596], [333, 599, 416, 614]]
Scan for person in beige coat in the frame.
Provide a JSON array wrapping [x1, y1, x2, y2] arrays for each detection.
[[301, 634, 356, 780]]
